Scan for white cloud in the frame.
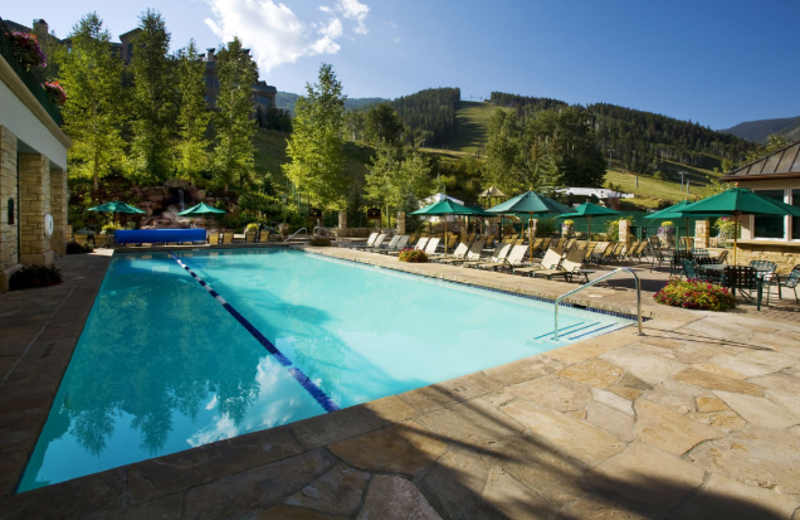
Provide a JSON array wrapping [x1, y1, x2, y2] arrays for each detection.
[[204, 0, 368, 73], [338, 0, 370, 34], [393, 37, 401, 44], [387, 20, 398, 30]]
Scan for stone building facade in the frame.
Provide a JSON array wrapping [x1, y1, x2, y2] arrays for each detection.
[[0, 43, 71, 291]]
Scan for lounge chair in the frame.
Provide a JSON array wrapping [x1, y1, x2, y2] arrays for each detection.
[[434, 241, 470, 263], [463, 243, 511, 269], [350, 232, 378, 249], [424, 237, 441, 256], [362, 233, 387, 251], [513, 248, 565, 277], [492, 244, 531, 272], [379, 235, 408, 253], [439, 238, 486, 265], [378, 234, 402, 252], [534, 248, 596, 283]]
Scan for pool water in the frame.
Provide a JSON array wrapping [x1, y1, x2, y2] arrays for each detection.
[[18, 248, 633, 491]]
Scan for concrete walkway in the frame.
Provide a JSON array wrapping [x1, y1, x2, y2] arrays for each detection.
[[0, 248, 799, 519]]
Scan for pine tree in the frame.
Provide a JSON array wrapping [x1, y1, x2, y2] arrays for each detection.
[[129, 9, 177, 183], [283, 63, 347, 207], [59, 13, 125, 192], [213, 37, 258, 191], [174, 40, 211, 182]]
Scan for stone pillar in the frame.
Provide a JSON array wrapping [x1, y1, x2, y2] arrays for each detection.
[[397, 211, 406, 235], [338, 211, 347, 230], [50, 167, 68, 255], [18, 153, 53, 266], [619, 219, 631, 247], [0, 127, 20, 292], [695, 219, 710, 249]]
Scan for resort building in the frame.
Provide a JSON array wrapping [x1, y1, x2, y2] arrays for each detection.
[[0, 27, 71, 292], [722, 140, 800, 270]]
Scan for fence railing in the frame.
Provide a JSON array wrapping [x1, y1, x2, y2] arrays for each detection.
[[0, 19, 63, 125]]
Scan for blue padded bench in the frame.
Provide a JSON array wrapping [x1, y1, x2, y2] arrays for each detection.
[[115, 229, 207, 245]]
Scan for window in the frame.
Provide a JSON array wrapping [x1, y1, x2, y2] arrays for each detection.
[[792, 189, 800, 240], [753, 189, 786, 239]]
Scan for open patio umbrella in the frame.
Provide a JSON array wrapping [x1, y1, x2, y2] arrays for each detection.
[[644, 200, 722, 248], [88, 200, 146, 228], [557, 202, 621, 241], [679, 187, 800, 264], [411, 199, 488, 253], [487, 191, 572, 263], [178, 202, 226, 228]]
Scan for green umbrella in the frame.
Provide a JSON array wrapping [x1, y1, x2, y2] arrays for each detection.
[[88, 200, 146, 229], [557, 202, 621, 241], [178, 202, 226, 229], [487, 191, 571, 263], [644, 200, 722, 249], [88, 200, 146, 214], [411, 200, 486, 253], [680, 187, 800, 263]]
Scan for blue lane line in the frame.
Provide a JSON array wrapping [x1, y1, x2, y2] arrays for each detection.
[[168, 252, 340, 413]]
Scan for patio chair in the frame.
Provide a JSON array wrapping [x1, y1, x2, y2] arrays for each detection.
[[463, 243, 510, 269], [362, 233, 387, 251], [354, 232, 379, 250], [750, 260, 780, 302], [682, 259, 705, 281], [583, 243, 597, 264], [378, 234, 402, 252], [780, 265, 800, 303], [434, 241, 470, 263], [707, 250, 728, 265], [381, 235, 409, 254], [533, 247, 595, 283], [722, 265, 765, 310]]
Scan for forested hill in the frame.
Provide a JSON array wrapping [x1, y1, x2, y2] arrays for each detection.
[[488, 92, 755, 173], [390, 87, 461, 146], [276, 92, 387, 115], [722, 115, 800, 144]]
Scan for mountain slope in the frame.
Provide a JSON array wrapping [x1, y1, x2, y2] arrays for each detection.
[[722, 115, 800, 143]]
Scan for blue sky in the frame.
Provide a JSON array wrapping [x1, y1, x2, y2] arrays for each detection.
[[5, 0, 799, 129]]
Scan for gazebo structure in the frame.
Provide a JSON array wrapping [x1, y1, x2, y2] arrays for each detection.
[[721, 140, 800, 271]]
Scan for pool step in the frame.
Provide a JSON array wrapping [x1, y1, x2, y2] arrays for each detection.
[[530, 320, 629, 344]]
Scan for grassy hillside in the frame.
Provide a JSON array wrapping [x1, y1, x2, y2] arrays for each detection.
[[448, 101, 507, 155], [723, 115, 800, 143], [605, 163, 721, 209], [276, 91, 387, 115]]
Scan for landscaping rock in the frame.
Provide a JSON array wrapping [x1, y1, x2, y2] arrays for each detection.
[[356, 475, 441, 520], [285, 463, 369, 516]]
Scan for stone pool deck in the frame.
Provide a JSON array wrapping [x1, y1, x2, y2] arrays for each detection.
[[0, 247, 799, 519]]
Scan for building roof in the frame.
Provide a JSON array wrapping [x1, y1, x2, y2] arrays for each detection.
[[723, 140, 800, 181], [556, 187, 634, 200]]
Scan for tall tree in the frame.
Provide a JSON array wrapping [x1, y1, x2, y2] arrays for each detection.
[[129, 9, 176, 183], [59, 13, 125, 192], [364, 145, 430, 227], [484, 110, 526, 193], [283, 63, 347, 207], [364, 103, 405, 146], [174, 40, 211, 182], [213, 37, 258, 191]]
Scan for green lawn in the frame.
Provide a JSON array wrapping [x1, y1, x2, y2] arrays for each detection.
[[449, 101, 510, 155]]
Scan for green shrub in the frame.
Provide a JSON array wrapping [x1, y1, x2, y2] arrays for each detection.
[[10, 265, 63, 290], [309, 237, 331, 247], [398, 248, 428, 263], [245, 222, 260, 233], [654, 278, 736, 311], [66, 241, 93, 254], [101, 223, 120, 234]]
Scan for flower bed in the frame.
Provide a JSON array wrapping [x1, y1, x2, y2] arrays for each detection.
[[654, 278, 735, 311], [398, 248, 428, 263]]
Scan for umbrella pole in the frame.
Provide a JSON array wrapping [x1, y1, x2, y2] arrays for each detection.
[[444, 218, 448, 254], [529, 212, 533, 265], [733, 212, 739, 265], [588, 217, 591, 242]]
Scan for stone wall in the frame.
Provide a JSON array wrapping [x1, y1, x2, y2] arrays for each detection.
[[731, 243, 800, 274], [0, 127, 20, 290], [49, 167, 68, 255], [18, 153, 53, 266]]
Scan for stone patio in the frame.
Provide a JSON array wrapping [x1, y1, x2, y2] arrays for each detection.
[[1, 247, 799, 519]]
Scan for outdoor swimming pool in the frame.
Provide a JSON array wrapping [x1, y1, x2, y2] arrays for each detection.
[[18, 248, 634, 491]]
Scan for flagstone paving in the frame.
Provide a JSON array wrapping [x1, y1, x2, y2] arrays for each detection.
[[1, 248, 800, 518]]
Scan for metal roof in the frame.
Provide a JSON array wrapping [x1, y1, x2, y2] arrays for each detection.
[[723, 140, 800, 181]]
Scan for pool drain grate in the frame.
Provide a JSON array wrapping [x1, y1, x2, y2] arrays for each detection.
[[168, 252, 340, 413]]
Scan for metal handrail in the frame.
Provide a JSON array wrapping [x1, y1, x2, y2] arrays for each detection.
[[284, 228, 308, 242], [554, 267, 643, 341]]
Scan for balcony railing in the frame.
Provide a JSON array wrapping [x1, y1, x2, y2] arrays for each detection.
[[0, 18, 63, 125]]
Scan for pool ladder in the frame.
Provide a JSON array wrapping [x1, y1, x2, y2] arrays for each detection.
[[553, 267, 644, 341], [284, 228, 309, 242]]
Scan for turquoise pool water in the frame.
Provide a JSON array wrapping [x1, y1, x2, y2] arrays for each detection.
[[18, 248, 632, 491]]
